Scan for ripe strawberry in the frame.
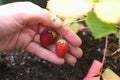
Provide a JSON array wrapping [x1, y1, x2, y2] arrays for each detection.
[[55, 39, 69, 58], [40, 28, 58, 46]]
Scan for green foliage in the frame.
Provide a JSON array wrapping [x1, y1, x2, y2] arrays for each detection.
[[86, 11, 117, 39], [68, 22, 79, 33], [64, 19, 79, 33], [102, 68, 120, 80]]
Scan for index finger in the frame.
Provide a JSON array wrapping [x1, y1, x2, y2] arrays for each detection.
[[43, 13, 82, 47], [56, 24, 82, 47]]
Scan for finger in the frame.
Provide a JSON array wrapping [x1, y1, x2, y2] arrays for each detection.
[[29, 24, 46, 34], [68, 44, 83, 58], [64, 53, 77, 65], [26, 42, 65, 65], [15, 26, 37, 50], [56, 25, 82, 47], [28, 24, 40, 32]]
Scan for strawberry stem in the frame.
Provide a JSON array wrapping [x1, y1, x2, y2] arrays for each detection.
[[102, 35, 108, 64], [100, 35, 109, 74]]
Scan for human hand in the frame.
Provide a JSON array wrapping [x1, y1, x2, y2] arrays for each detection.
[[0, 1, 83, 65]]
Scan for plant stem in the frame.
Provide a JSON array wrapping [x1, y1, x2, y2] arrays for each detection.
[[100, 35, 108, 74], [102, 35, 108, 64]]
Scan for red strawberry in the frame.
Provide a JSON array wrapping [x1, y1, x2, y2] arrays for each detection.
[[40, 28, 58, 46], [55, 39, 69, 58]]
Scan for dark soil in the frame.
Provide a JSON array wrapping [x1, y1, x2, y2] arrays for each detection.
[[0, 29, 120, 80]]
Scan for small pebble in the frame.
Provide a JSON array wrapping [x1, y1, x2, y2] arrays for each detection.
[[20, 61, 25, 65], [82, 31, 87, 36], [97, 48, 102, 52], [42, 60, 46, 63], [34, 57, 42, 62], [10, 56, 15, 63]]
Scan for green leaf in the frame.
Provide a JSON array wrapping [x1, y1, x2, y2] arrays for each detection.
[[86, 11, 117, 39], [102, 68, 120, 80], [64, 19, 79, 33], [69, 22, 79, 33]]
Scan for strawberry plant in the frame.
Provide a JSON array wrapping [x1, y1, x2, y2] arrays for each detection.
[[47, 0, 120, 79]]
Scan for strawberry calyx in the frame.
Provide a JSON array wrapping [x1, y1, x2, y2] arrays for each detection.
[[57, 38, 67, 44], [48, 30, 58, 39]]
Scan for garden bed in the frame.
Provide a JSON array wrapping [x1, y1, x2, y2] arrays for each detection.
[[0, 29, 120, 80]]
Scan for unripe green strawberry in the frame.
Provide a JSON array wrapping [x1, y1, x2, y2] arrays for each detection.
[[55, 39, 69, 58], [40, 28, 58, 46]]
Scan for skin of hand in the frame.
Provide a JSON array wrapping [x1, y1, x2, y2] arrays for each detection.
[[0, 1, 83, 65]]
